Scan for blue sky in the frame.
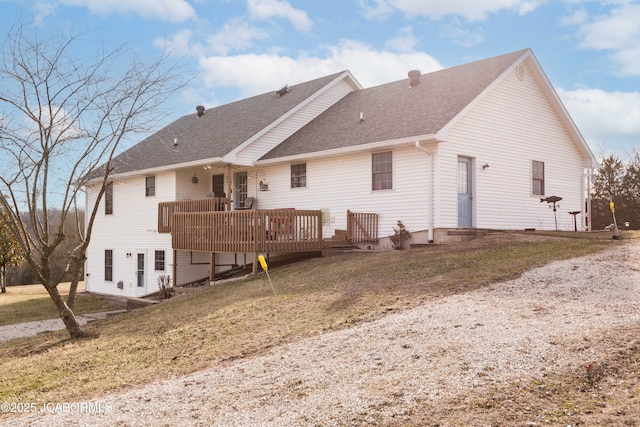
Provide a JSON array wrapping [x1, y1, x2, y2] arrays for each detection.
[[1, 0, 639, 160]]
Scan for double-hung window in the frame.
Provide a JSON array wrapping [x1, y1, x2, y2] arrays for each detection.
[[372, 151, 393, 191], [145, 176, 156, 197], [212, 174, 225, 197], [105, 250, 113, 282], [291, 163, 306, 188], [105, 183, 113, 215], [532, 161, 545, 196], [154, 250, 166, 271]]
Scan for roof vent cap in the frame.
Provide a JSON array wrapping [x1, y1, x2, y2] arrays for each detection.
[[408, 69, 421, 87], [276, 85, 289, 97], [196, 105, 205, 117]]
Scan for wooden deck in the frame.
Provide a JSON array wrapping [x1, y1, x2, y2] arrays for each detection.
[[169, 209, 323, 253], [158, 199, 377, 255], [158, 197, 230, 234]]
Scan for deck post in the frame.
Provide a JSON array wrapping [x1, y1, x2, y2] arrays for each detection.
[[209, 252, 215, 282], [252, 253, 258, 275], [172, 249, 177, 289]]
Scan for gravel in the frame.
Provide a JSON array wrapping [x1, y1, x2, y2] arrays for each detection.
[[2, 240, 639, 426]]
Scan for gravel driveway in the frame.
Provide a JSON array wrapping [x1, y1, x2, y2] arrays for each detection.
[[2, 240, 639, 426]]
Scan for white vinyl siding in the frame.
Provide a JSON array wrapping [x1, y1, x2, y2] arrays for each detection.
[[234, 79, 355, 164], [85, 172, 174, 297], [440, 59, 586, 231], [252, 146, 431, 240]]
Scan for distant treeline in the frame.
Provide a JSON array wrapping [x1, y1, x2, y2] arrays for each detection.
[[590, 154, 640, 231], [6, 208, 84, 286]]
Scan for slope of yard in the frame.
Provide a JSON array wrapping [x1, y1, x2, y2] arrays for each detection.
[[1, 231, 639, 426]]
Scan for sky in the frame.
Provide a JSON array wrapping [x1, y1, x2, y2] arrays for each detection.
[[1, 0, 639, 161]]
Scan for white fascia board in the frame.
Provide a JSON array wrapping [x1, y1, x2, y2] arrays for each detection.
[[223, 71, 362, 164], [85, 157, 225, 185], [255, 134, 439, 166]]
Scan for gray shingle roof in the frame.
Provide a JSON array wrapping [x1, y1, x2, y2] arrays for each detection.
[[261, 49, 528, 160], [109, 71, 347, 175]]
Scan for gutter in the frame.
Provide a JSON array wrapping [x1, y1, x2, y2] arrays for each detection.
[[255, 134, 438, 166]]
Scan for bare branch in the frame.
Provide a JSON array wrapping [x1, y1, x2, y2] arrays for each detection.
[[0, 20, 189, 337]]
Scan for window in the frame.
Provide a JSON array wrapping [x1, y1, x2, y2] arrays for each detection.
[[372, 151, 392, 190], [212, 174, 225, 197], [291, 163, 306, 188], [234, 171, 248, 209], [532, 160, 545, 195], [154, 250, 166, 271], [145, 176, 156, 197], [105, 250, 113, 281], [105, 183, 113, 215]]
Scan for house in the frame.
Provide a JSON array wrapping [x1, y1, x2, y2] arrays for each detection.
[[84, 48, 598, 298]]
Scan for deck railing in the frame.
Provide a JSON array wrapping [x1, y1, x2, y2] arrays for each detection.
[[347, 210, 379, 243], [158, 197, 230, 233], [171, 209, 323, 253]]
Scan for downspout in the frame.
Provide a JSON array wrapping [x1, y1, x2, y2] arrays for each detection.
[[583, 169, 594, 232], [415, 141, 435, 242]]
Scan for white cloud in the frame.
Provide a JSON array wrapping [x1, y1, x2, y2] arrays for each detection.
[[154, 18, 271, 57], [359, 0, 545, 21], [206, 18, 271, 55], [33, 2, 58, 26], [197, 39, 443, 97], [439, 18, 484, 47], [558, 87, 640, 157], [154, 29, 197, 56], [572, 3, 640, 76], [385, 26, 419, 52], [59, 0, 196, 22], [247, 0, 313, 31]]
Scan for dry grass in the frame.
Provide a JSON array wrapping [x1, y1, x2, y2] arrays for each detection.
[[0, 283, 123, 327], [0, 231, 638, 421]]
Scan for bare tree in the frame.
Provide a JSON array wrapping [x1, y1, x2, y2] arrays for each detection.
[[0, 206, 24, 293], [0, 22, 187, 338]]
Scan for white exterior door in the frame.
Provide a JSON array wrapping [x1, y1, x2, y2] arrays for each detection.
[[458, 157, 473, 227], [136, 251, 146, 290]]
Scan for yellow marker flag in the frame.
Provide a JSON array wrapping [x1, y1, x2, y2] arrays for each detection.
[[609, 201, 615, 213], [258, 255, 268, 271]]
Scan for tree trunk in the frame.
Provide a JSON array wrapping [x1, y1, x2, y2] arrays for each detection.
[[67, 280, 78, 309], [45, 283, 88, 338], [1, 266, 6, 293], [66, 254, 85, 309]]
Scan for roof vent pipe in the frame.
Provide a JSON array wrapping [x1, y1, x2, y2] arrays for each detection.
[[196, 105, 205, 117], [408, 70, 421, 87]]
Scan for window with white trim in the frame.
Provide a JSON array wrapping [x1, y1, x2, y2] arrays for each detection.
[[105, 183, 113, 215], [291, 163, 306, 188], [372, 151, 392, 190], [145, 176, 156, 197], [154, 250, 166, 271], [532, 160, 545, 196], [105, 250, 113, 281]]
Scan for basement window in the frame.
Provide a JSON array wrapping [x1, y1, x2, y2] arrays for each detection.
[[155, 250, 166, 271]]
